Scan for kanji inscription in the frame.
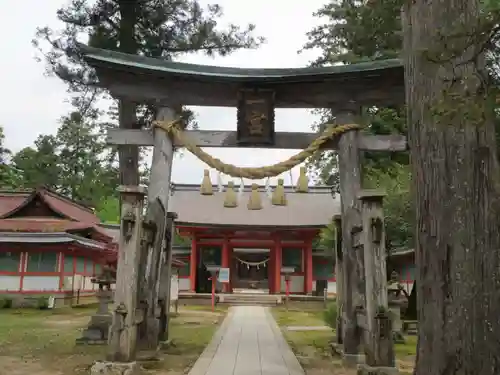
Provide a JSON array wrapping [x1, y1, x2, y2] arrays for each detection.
[[236, 89, 275, 145]]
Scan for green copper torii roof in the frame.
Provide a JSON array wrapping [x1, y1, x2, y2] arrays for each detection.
[[78, 44, 403, 83]]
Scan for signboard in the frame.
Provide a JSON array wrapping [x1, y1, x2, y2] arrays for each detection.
[[236, 88, 275, 145], [218, 267, 230, 283]]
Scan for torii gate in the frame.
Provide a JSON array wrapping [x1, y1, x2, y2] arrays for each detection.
[[80, 45, 406, 375]]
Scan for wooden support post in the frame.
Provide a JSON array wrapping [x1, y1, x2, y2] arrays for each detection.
[[159, 212, 177, 343], [190, 238, 197, 292], [333, 217, 344, 346], [274, 240, 282, 294], [305, 240, 313, 295], [107, 185, 146, 363], [117, 99, 140, 187], [358, 190, 396, 371], [222, 237, 230, 293], [138, 107, 175, 353], [336, 110, 365, 366]]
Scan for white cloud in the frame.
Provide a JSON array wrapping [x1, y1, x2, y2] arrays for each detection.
[[0, 0, 326, 186]]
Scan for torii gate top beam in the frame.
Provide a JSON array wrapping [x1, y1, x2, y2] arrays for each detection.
[[78, 44, 404, 109]]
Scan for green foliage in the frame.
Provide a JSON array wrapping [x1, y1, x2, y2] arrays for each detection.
[[301, 0, 403, 66], [364, 163, 413, 250], [8, 109, 119, 208], [174, 231, 190, 246], [0, 297, 13, 309], [323, 301, 338, 330], [96, 197, 120, 223], [0, 126, 21, 189], [304, 0, 412, 250], [56, 111, 118, 205], [36, 297, 49, 310], [11, 136, 61, 190], [313, 220, 336, 252]]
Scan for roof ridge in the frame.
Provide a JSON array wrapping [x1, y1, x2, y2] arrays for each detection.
[[41, 188, 96, 214]]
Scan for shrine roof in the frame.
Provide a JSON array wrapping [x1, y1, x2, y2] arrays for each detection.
[[79, 44, 404, 108], [169, 184, 340, 228], [0, 218, 94, 233], [0, 191, 31, 217], [0, 187, 99, 223], [0, 187, 114, 244], [0, 232, 107, 250]]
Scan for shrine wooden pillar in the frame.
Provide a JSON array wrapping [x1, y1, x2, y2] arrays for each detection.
[[138, 107, 175, 353], [106, 185, 146, 365], [304, 239, 313, 295], [333, 217, 344, 346], [274, 239, 282, 294], [336, 109, 365, 366], [222, 237, 230, 293], [269, 245, 275, 294], [158, 211, 177, 343], [189, 237, 197, 292], [357, 190, 396, 374]]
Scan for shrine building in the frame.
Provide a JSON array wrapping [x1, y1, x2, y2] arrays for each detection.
[[168, 183, 417, 296], [170, 183, 340, 295], [0, 187, 117, 296]]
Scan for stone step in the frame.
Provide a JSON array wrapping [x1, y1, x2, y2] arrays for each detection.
[[219, 300, 278, 306], [218, 293, 281, 306]]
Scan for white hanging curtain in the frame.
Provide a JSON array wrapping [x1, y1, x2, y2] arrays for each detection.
[[265, 177, 272, 198], [217, 171, 224, 192], [238, 178, 245, 199]]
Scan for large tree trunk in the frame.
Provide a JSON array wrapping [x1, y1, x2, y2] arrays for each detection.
[[402, 1, 500, 375]]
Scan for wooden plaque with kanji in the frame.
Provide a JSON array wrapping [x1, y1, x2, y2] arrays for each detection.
[[236, 88, 275, 145]]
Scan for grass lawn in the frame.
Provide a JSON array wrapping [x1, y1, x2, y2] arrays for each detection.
[[271, 307, 416, 375], [0, 304, 227, 375]]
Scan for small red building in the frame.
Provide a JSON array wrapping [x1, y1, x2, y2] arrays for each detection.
[[0, 187, 117, 295], [170, 184, 341, 295]]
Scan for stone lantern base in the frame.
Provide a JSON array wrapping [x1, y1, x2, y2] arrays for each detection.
[[76, 288, 113, 345]]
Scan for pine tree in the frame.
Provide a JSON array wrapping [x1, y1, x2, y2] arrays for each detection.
[[33, 0, 264, 186]]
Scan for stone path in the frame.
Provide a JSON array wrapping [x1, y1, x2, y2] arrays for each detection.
[[188, 306, 305, 375]]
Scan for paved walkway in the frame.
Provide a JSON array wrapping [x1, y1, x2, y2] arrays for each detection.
[[188, 306, 305, 375]]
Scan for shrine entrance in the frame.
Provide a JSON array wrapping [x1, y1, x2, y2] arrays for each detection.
[[80, 43, 408, 375], [232, 248, 270, 291]]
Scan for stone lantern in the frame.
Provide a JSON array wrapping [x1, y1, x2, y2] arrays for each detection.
[[76, 263, 116, 345], [387, 271, 409, 344]]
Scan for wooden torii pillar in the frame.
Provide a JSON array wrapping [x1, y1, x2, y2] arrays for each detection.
[[93, 185, 146, 375], [357, 190, 397, 375], [334, 109, 399, 375], [336, 109, 365, 366], [159, 211, 178, 343], [137, 107, 176, 355]]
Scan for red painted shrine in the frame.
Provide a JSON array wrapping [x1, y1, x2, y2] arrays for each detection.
[[0, 187, 117, 295], [170, 183, 340, 295]]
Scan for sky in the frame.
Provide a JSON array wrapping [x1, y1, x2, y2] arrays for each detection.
[[0, 0, 327, 186]]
